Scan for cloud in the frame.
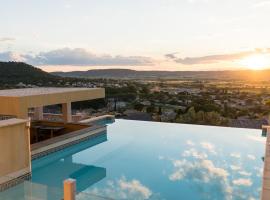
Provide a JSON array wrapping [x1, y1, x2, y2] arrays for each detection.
[[254, 167, 263, 177], [0, 51, 25, 62], [165, 48, 270, 65], [186, 140, 195, 146], [158, 155, 164, 160], [187, 0, 211, 3], [169, 158, 232, 199], [200, 142, 217, 154], [230, 165, 241, 171], [165, 52, 178, 60], [28, 48, 153, 66], [247, 135, 266, 143], [0, 48, 154, 66], [119, 179, 152, 199], [232, 178, 253, 186], [169, 159, 229, 181], [182, 148, 208, 159], [64, 3, 72, 8], [238, 171, 252, 176], [247, 154, 256, 160], [253, 1, 270, 8], [230, 153, 241, 158], [85, 177, 153, 200], [0, 37, 15, 42]]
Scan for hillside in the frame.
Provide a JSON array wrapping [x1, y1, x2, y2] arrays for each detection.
[[0, 62, 58, 85], [52, 68, 270, 80]]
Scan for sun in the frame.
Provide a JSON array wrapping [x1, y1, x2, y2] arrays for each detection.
[[239, 54, 269, 70]]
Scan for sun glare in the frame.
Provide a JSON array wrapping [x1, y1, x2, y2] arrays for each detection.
[[239, 54, 269, 70]]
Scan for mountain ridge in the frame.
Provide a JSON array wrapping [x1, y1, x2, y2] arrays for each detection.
[[51, 68, 270, 80], [0, 62, 58, 85]]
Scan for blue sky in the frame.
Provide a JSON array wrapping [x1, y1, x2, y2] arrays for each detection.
[[1, 0, 270, 71]]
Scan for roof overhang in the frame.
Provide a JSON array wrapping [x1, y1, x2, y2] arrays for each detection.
[[0, 88, 105, 118]]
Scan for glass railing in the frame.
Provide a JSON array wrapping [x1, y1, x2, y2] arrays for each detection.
[[0, 181, 63, 200], [0, 180, 113, 200]]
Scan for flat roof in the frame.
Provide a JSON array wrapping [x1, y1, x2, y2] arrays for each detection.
[[0, 88, 99, 97], [0, 87, 105, 118]]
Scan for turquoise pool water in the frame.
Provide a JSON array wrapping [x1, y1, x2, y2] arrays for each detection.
[[94, 118, 115, 126], [24, 120, 269, 199]]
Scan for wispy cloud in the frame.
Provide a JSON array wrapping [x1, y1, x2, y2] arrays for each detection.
[[85, 177, 152, 200], [165, 49, 270, 65], [238, 171, 252, 176], [187, 0, 211, 3], [232, 178, 252, 186], [0, 37, 15, 42], [165, 52, 179, 60], [253, 0, 270, 8], [182, 148, 208, 159], [247, 154, 256, 160], [230, 165, 241, 171], [0, 48, 154, 66], [200, 142, 217, 154], [230, 152, 241, 159]]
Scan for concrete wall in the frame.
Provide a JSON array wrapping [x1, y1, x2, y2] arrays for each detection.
[[0, 119, 31, 185]]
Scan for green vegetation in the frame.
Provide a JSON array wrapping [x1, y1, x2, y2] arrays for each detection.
[[0, 62, 58, 87], [176, 107, 228, 126], [1, 61, 269, 128]]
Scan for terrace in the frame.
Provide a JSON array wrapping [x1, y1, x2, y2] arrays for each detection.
[[0, 87, 106, 141], [0, 87, 269, 200]]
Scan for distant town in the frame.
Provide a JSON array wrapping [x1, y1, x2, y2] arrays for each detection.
[[1, 61, 270, 129]]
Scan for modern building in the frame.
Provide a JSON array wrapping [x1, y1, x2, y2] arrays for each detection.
[[0, 88, 106, 195]]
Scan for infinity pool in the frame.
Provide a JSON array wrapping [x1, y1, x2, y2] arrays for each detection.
[[18, 120, 270, 199]]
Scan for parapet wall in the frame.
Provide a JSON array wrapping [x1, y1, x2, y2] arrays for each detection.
[[0, 118, 31, 190]]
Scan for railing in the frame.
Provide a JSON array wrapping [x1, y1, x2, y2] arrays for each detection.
[[28, 112, 86, 122], [64, 179, 113, 200], [0, 179, 112, 200], [0, 181, 63, 200]]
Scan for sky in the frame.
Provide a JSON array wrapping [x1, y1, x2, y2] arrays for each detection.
[[0, 0, 270, 72]]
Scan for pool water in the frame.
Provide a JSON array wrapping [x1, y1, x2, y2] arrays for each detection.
[[94, 118, 115, 126], [31, 120, 265, 200]]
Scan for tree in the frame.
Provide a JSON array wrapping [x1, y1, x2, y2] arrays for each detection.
[[176, 107, 228, 126], [146, 105, 156, 113], [265, 99, 270, 107], [134, 103, 144, 111]]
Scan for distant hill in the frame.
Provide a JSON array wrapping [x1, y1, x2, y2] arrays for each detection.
[[52, 68, 270, 80], [0, 62, 58, 85]]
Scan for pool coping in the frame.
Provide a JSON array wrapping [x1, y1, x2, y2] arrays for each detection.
[[79, 114, 115, 124], [0, 124, 107, 192], [31, 124, 107, 160], [0, 168, 31, 192]]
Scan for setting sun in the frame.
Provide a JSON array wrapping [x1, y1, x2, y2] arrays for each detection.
[[239, 54, 270, 70]]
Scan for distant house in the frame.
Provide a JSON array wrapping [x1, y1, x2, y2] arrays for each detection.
[[229, 118, 268, 129], [141, 101, 151, 106], [107, 99, 128, 111], [161, 110, 177, 122], [121, 110, 152, 121]]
